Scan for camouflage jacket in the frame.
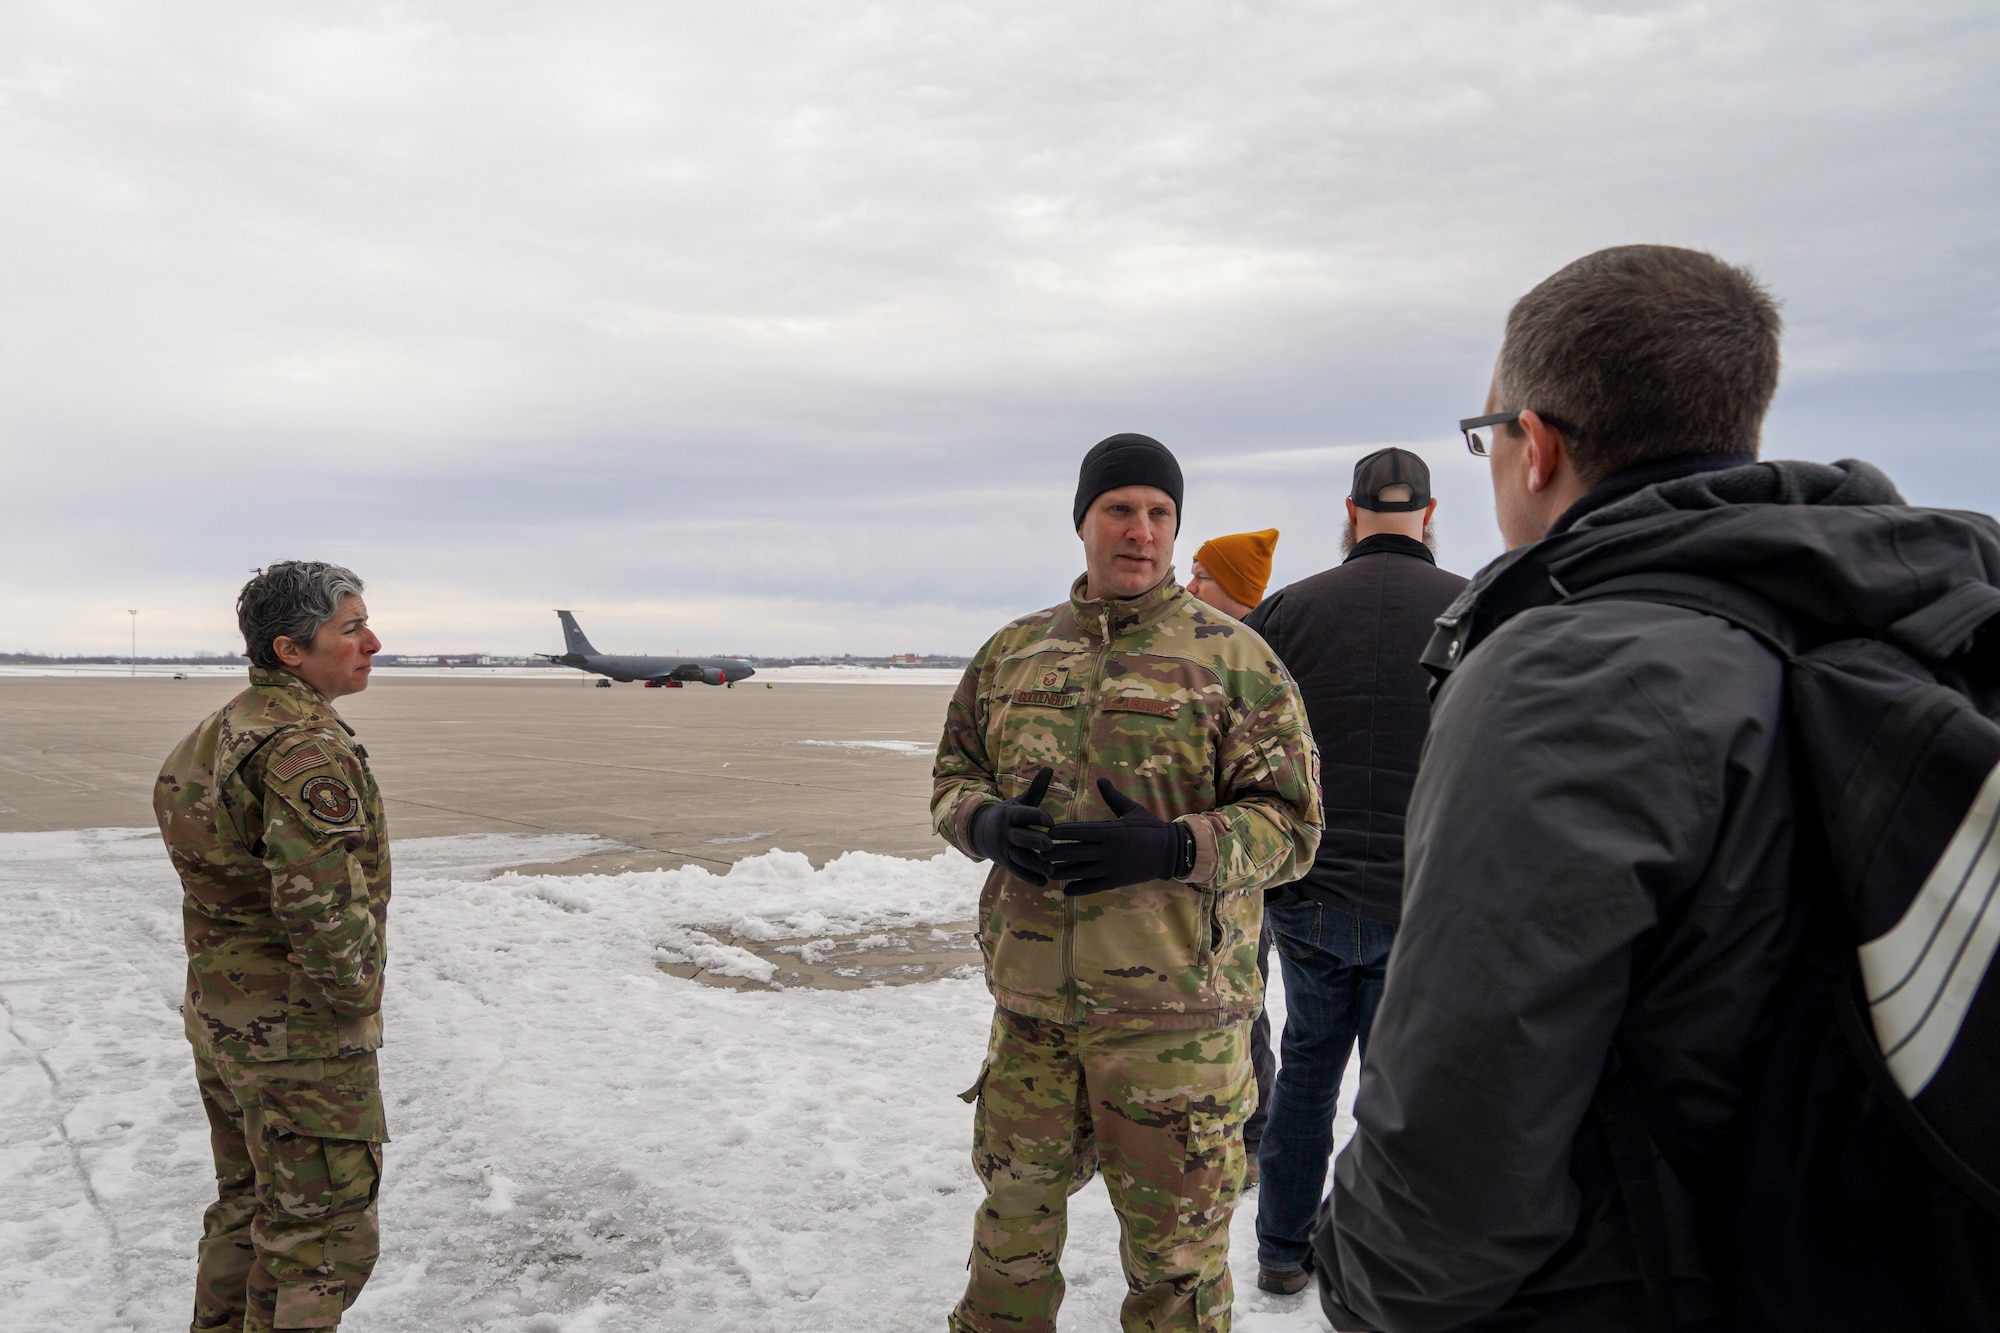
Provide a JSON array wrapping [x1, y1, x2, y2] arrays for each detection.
[[934, 575, 1322, 1030], [155, 667, 391, 1063]]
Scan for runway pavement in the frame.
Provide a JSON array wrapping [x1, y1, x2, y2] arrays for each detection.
[[0, 672, 955, 874]]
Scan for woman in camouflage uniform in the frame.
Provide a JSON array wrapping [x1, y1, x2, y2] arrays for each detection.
[[155, 563, 390, 1333]]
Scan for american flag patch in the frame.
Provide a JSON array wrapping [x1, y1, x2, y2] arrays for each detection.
[[269, 741, 334, 782]]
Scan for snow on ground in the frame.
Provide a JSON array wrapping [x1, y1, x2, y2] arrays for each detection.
[[794, 739, 934, 755], [0, 830, 1349, 1332], [754, 666, 963, 687]]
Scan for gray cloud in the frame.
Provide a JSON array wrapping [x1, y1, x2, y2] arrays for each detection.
[[2, 0, 1995, 655]]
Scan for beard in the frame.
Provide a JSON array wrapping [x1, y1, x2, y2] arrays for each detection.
[[1342, 521, 1437, 555]]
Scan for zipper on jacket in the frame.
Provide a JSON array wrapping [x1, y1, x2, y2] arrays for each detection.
[[1062, 604, 1115, 1024]]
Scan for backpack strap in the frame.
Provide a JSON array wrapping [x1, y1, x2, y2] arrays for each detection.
[[1565, 573, 1793, 1327], [1821, 681, 1965, 899], [1560, 572, 1801, 660], [1597, 1048, 1680, 1333], [1887, 581, 2000, 659]]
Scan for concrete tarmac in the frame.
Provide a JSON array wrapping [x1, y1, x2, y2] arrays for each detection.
[[0, 673, 955, 875]]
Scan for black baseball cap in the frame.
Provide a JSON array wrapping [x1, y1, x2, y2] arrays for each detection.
[[1350, 447, 1432, 512]]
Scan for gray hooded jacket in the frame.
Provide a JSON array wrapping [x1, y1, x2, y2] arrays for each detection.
[[1316, 458, 2000, 1331]]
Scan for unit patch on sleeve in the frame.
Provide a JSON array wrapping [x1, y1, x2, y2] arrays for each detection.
[[300, 775, 360, 824], [269, 740, 334, 782]]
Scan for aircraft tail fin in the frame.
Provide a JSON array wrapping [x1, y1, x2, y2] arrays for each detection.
[[555, 610, 600, 657]]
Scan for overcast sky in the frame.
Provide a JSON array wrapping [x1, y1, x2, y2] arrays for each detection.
[[4, 0, 1995, 657]]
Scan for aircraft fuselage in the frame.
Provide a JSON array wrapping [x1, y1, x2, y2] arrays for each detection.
[[539, 610, 755, 686], [548, 651, 755, 686]]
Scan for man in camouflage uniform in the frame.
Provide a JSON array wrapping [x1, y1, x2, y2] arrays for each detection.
[[155, 561, 391, 1332], [934, 433, 1322, 1333]]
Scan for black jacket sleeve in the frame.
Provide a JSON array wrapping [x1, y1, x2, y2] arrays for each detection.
[[1319, 600, 1786, 1332]]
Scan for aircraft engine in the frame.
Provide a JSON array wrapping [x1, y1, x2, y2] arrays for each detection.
[[701, 667, 726, 686]]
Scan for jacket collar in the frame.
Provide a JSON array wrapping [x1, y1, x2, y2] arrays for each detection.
[[1343, 533, 1436, 565], [1420, 456, 1943, 690], [1068, 572, 1188, 642], [250, 664, 318, 697], [1547, 450, 1758, 536], [247, 665, 351, 730]]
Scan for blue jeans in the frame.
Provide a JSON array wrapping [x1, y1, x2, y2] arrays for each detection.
[[1254, 901, 1396, 1271], [1245, 917, 1275, 1153]]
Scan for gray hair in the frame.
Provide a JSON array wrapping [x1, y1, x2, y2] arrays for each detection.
[[237, 561, 365, 668], [1494, 245, 1782, 483]]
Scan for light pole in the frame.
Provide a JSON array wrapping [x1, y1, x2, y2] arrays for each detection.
[[129, 610, 137, 676]]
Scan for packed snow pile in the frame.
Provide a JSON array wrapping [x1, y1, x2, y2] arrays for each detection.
[[0, 830, 1336, 1332], [756, 665, 963, 686], [489, 842, 990, 944], [795, 739, 934, 755]]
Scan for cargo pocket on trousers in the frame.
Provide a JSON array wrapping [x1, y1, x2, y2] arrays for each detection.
[[958, 1061, 990, 1105], [1176, 1076, 1252, 1239], [274, 1275, 348, 1328], [259, 1079, 388, 1220]]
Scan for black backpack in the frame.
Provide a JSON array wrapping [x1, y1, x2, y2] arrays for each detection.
[[1565, 571, 2000, 1331]]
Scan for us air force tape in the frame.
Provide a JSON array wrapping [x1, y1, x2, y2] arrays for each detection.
[[301, 775, 360, 824]]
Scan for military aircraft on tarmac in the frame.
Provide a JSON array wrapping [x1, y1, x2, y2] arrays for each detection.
[[538, 611, 756, 688]]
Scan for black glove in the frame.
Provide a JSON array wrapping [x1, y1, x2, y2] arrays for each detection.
[[967, 767, 1057, 886], [1047, 779, 1196, 896]]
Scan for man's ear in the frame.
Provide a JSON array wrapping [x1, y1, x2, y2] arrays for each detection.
[[1517, 410, 1571, 496], [1423, 498, 1438, 524], [1345, 498, 1359, 525]]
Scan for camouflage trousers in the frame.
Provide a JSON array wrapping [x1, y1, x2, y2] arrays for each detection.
[[190, 1048, 386, 1332], [950, 1008, 1254, 1333]]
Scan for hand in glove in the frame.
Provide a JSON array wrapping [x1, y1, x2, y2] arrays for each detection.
[[1046, 779, 1196, 896], [967, 766, 1057, 886]]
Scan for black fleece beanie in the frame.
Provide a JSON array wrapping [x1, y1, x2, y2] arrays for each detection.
[[1073, 433, 1184, 532]]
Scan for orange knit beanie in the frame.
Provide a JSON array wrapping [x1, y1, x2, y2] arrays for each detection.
[[1194, 529, 1279, 608]]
